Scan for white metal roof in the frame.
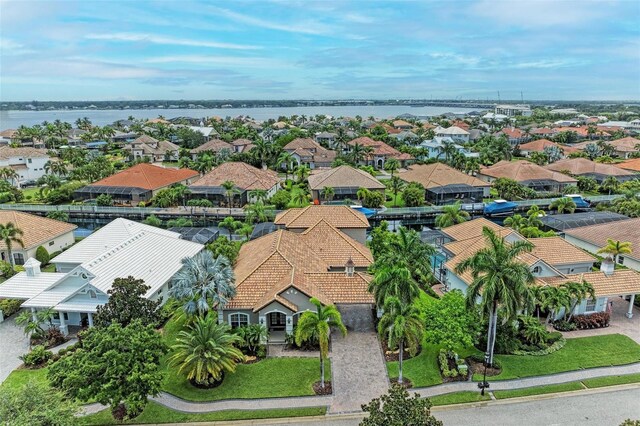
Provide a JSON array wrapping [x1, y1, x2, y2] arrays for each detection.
[[22, 280, 79, 308], [0, 272, 65, 300], [52, 218, 181, 265]]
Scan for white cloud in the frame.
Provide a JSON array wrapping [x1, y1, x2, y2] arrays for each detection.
[[141, 55, 291, 68], [85, 32, 260, 50], [205, 6, 334, 35]]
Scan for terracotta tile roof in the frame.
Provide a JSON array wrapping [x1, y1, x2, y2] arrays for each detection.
[[348, 137, 414, 161], [308, 165, 385, 191], [190, 139, 233, 154], [565, 218, 640, 260], [284, 138, 336, 164], [393, 119, 412, 128], [274, 205, 370, 229], [519, 139, 579, 154], [232, 138, 254, 146], [0, 129, 17, 138], [554, 126, 590, 137], [441, 218, 504, 241], [530, 127, 555, 136], [90, 163, 198, 190], [497, 127, 525, 139], [190, 162, 279, 191], [618, 158, 640, 172], [545, 158, 634, 177], [227, 228, 373, 310], [0, 146, 49, 159], [125, 135, 179, 156], [539, 270, 640, 297], [399, 163, 490, 190], [528, 237, 596, 265], [0, 211, 76, 250], [609, 137, 640, 152], [479, 160, 577, 184]]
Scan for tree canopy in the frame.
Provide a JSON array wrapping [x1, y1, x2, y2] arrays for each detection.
[[94, 276, 162, 328], [360, 384, 442, 426]]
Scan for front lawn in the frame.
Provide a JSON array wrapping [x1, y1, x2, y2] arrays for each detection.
[[1, 367, 49, 391], [79, 402, 326, 425], [429, 391, 490, 406], [475, 334, 640, 381], [493, 382, 584, 399], [582, 373, 640, 388]]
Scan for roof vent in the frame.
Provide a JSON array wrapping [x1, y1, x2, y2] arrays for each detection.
[[345, 257, 355, 277], [24, 258, 41, 277], [600, 257, 615, 276]]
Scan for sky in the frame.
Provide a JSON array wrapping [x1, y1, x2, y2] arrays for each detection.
[[1, 0, 639, 101]]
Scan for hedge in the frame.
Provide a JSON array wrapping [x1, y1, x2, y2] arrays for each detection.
[[0, 299, 22, 318]]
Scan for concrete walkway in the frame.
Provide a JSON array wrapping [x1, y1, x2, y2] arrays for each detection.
[[560, 297, 640, 344], [328, 332, 389, 414], [0, 316, 29, 383]]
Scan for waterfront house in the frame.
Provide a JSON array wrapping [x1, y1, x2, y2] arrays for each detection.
[[315, 132, 337, 147], [545, 158, 637, 183], [283, 138, 336, 169], [231, 138, 255, 154], [308, 165, 385, 203], [274, 205, 370, 244], [123, 135, 179, 162], [0, 218, 203, 332], [419, 137, 479, 160], [518, 139, 578, 158], [477, 160, 577, 193], [0, 146, 50, 185], [434, 126, 470, 143], [346, 136, 413, 169]]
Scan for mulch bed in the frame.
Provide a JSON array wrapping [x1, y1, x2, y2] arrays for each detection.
[[313, 381, 332, 395], [382, 341, 421, 362], [390, 378, 413, 388], [466, 357, 501, 377]]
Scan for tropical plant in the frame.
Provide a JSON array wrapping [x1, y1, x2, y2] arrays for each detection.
[[46, 210, 69, 222], [600, 176, 620, 195], [244, 201, 269, 224], [454, 227, 535, 365], [550, 197, 576, 214], [378, 296, 424, 384], [169, 251, 236, 317], [560, 279, 595, 321], [368, 264, 420, 307], [221, 180, 238, 207], [0, 167, 20, 187], [503, 214, 527, 231], [360, 384, 442, 426], [233, 324, 267, 356], [597, 239, 632, 264], [277, 151, 295, 181], [423, 289, 480, 351], [218, 216, 242, 237], [169, 314, 244, 387], [0, 222, 24, 267], [94, 277, 162, 328], [402, 182, 425, 207], [518, 315, 547, 345], [321, 186, 335, 202], [435, 202, 470, 228], [388, 176, 405, 207], [0, 381, 79, 426], [383, 158, 400, 176], [291, 189, 309, 207], [295, 298, 347, 389]]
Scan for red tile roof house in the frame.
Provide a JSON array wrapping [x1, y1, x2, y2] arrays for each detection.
[[545, 158, 637, 184], [494, 127, 529, 145], [74, 163, 199, 205], [477, 160, 577, 193], [283, 138, 337, 169], [518, 139, 579, 158], [123, 135, 180, 162], [346, 136, 413, 170], [189, 139, 233, 160]]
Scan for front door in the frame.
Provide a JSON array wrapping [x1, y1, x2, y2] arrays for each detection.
[[269, 312, 286, 331]]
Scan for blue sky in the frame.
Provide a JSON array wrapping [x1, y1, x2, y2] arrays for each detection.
[[1, 0, 639, 101]]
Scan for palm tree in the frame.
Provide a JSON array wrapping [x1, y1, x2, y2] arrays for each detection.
[[454, 227, 535, 365], [169, 314, 244, 387], [356, 187, 370, 202], [374, 226, 435, 286], [291, 190, 309, 207], [526, 205, 546, 219], [321, 186, 335, 203], [503, 214, 527, 232], [438, 140, 458, 163], [0, 167, 20, 188], [248, 189, 268, 203], [550, 197, 576, 214], [295, 298, 347, 389], [244, 201, 268, 224], [219, 216, 241, 238], [368, 264, 420, 307], [539, 285, 571, 325], [600, 176, 620, 195], [597, 239, 632, 264], [383, 158, 400, 177], [377, 296, 423, 384], [221, 180, 237, 207], [277, 151, 295, 181], [169, 251, 236, 317], [295, 165, 311, 183], [44, 160, 68, 177], [561, 279, 595, 321], [350, 143, 366, 164], [388, 176, 405, 207], [435, 202, 470, 228], [238, 223, 254, 241], [252, 140, 271, 169], [0, 222, 24, 267]]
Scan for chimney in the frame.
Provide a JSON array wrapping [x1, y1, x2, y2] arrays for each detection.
[[345, 258, 355, 277], [24, 258, 41, 277], [600, 257, 615, 276]]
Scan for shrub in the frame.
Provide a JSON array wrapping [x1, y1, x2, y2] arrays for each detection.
[[35, 246, 50, 265], [43, 327, 67, 348], [95, 194, 113, 206], [553, 320, 577, 331], [0, 299, 22, 318], [438, 349, 459, 378], [572, 312, 610, 329], [0, 261, 14, 278], [20, 345, 53, 367], [270, 190, 291, 209], [512, 337, 566, 356], [186, 199, 213, 207], [362, 190, 384, 208]]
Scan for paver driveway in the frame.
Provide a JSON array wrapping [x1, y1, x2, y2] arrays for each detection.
[[329, 331, 389, 414], [0, 316, 29, 383]]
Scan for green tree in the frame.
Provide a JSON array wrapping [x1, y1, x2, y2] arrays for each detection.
[[219, 216, 242, 237], [423, 289, 480, 351], [384, 158, 400, 176], [360, 384, 442, 426], [48, 320, 167, 421], [454, 227, 535, 365], [597, 239, 632, 264], [503, 214, 527, 231], [435, 202, 470, 228], [600, 176, 620, 195], [369, 264, 420, 307], [221, 180, 238, 207], [169, 314, 244, 387], [321, 186, 335, 202], [0, 381, 79, 426], [238, 223, 254, 241], [291, 190, 309, 207], [378, 297, 423, 384], [401, 182, 425, 207], [550, 197, 576, 214], [143, 215, 163, 227], [561, 279, 595, 321], [94, 277, 162, 328], [95, 194, 113, 206], [245, 201, 269, 224], [270, 190, 291, 209], [295, 298, 347, 389], [46, 210, 69, 222], [207, 237, 242, 264], [35, 246, 50, 265], [0, 222, 24, 267], [388, 176, 405, 207], [169, 251, 236, 317]]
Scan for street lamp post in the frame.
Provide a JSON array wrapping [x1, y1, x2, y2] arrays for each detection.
[[478, 353, 490, 396]]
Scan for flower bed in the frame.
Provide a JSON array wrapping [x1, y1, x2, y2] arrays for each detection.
[[438, 349, 469, 382], [511, 337, 566, 356], [382, 341, 421, 362], [572, 312, 610, 330]]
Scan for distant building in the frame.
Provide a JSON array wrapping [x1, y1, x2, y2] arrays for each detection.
[[0, 146, 50, 184], [478, 160, 577, 193], [283, 138, 336, 169], [190, 139, 233, 159], [434, 126, 470, 143], [545, 158, 637, 183], [308, 165, 385, 203], [419, 137, 479, 160], [123, 135, 179, 162], [494, 104, 532, 117], [346, 136, 413, 169]]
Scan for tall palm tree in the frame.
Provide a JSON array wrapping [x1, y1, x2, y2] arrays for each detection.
[[0, 167, 20, 188], [44, 160, 68, 177], [597, 239, 632, 264], [295, 298, 347, 389], [550, 197, 576, 214], [0, 222, 24, 267], [295, 165, 311, 183], [561, 279, 595, 321], [374, 227, 435, 286], [350, 143, 366, 164], [277, 151, 295, 181], [539, 285, 571, 325], [377, 296, 423, 384], [383, 158, 400, 177], [168, 251, 236, 317], [600, 176, 620, 195], [221, 180, 237, 207], [219, 216, 241, 238], [169, 314, 244, 387], [454, 227, 535, 365], [252, 140, 271, 169], [388, 176, 405, 207], [248, 189, 268, 203], [503, 214, 527, 232], [368, 264, 420, 308], [435, 202, 470, 228], [291, 190, 309, 207], [438, 140, 458, 163], [244, 201, 268, 224], [320, 186, 335, 203]]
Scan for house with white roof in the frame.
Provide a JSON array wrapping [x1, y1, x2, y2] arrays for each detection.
[[419, 137, 479, 160], [434, 126, 470, 143], [0, 146, 50, 184], [0, 218, 203, 333]]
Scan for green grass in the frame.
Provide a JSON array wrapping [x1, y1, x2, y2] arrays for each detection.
[[476, 334, 640, 381], [79, 402, 326, 425], [384, 189, 405, 208], [1, 368, 49, 391], [582, 373, 640, 388], [160, 316, 329, 401], [493, 382, 585, 399], [429, 391, 491, 406]]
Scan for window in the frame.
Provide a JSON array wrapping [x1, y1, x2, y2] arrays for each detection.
[[88, 290, 97, 299], [49, 241, 54, 246], [28, 158, 32, 163], [585, 298, 597, 312], [229, 313, 249, 328], [617, 256, 625, 265], [13, 253, 24, 266], [532, 266, 541, 274]]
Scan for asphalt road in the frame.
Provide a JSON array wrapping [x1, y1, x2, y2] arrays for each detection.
[[252, 387, 640, 426]]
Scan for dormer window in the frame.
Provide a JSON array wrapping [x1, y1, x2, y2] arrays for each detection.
[[88, 290, 97, 299], [532, 266, 542, 274]]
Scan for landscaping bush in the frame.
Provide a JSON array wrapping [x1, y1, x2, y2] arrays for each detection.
[[512, 337, 566, 356], [35, 246, 50, 265], [0, 299, 22, 318], [438, 349, 463, 378], [572, 312, 610, 330], [43, 327, 67, 348], [186, 199, 214, 207], [468, 353, 502, 369], [0, 261, 15, 278], [20, 345, 53, 367], [270, 190, 291, 209], [56, 341, 82, 357], [553, 320, 577, 331], [285, 326, 319, 351], [233, 324, 267, 357]]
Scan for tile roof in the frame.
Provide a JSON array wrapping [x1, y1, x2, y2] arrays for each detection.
[[299, 220, 373, 267], [274, 205, 370, 229], [232, 138, 254, 146], [0, 211, 76, 250], [190, 162, 279, 191], [308, 165, 385, 191], [618, 158, 640, 172], [528, 237, 596, 265], [0, 146, 49, 159], [440, 217, 503, 241], [538, 270, 640, 297], [347, 137, 414, 161], [190, 139, 233, 154], [519, 139, 578, 154], [545, 158, 634, 177], [89, 163, 198, 190], [399, 163, 490, 190], [125, 135, 179, 156], [437, 126, 470, 136], [479, 160, 577, 184], [564, 218, 640, 260], [609, 137, 640, 152], [284, 138, 336, 164]]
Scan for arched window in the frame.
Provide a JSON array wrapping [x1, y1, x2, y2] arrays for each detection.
[[88, 290, 97, 299], [229, 313, 249, 328], [532, 266, 542, 274]]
